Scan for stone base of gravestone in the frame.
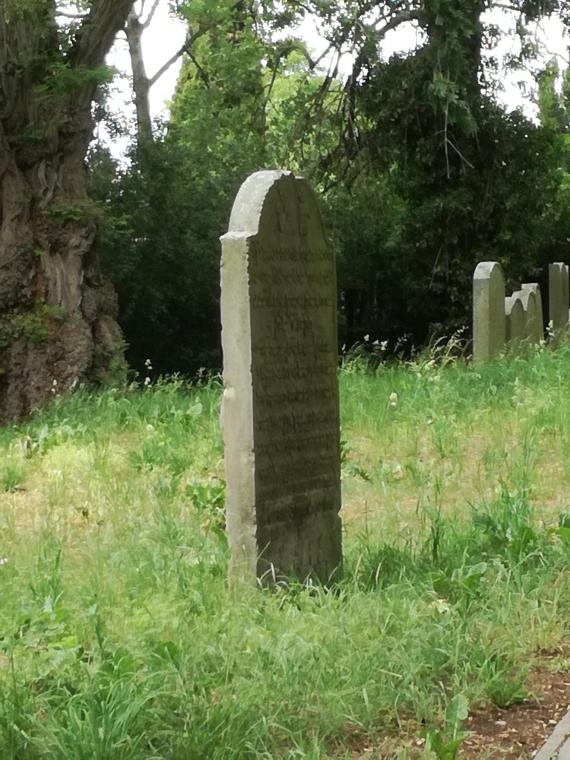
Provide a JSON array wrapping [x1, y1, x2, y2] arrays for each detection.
[[220, 170, 342, 585]]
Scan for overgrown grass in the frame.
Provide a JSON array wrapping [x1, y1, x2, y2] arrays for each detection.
[[1, 345, 570, 758]]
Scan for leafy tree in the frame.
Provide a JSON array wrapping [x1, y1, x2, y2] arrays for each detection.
[[535, 62, 570, 265], [92, 0, 570, 372], [314, 0, 570, 345], [92, 0, 271, 375]]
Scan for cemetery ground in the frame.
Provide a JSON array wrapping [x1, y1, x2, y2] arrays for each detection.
[[2, 344, 570, 758]]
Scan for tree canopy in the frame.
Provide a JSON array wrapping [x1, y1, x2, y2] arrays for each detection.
[[2, 0, 570, 413]]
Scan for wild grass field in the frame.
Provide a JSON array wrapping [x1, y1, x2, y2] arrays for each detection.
[[1, 343, 570, 758]]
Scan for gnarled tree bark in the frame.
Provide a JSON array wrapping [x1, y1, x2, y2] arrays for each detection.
[[0, 0, 134, 420]]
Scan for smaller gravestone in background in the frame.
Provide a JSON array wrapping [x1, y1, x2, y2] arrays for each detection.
[[549, 263, 570, 336], [517, 288, 540, 345], [521, 283, 544, 344], [505, 295, 525, 353], [220, 170, 342, 585], [473, 262, 506, 361]]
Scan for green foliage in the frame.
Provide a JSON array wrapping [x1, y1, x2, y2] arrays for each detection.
[[0, 305, 66, 350], [89, 0, 570, 372], [19, 305, 66, 346], [36, 63, 114, 101], [4, 0, 51, 20], [92, 4, 277, 375], [0, 462, 26, 493], [46, 200, 101, 225], [91, 141, 226, 375], [424, 693, 469, 758], [538, 63, 569, 132], [326, 40, 568, 344]]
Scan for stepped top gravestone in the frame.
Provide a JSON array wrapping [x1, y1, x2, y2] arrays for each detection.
[[549, 263, 569, 335], [220, 170, 342, 584], [505, 294, 525, 353], [521, 283, 544, 344], [473, 262, 506, 361]]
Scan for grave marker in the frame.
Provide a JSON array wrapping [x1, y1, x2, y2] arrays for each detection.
[[505, 294, 525, 353], [521, 283, 544, 344], [517, 287, 540, 345], [473, 262, 506, 361], [549, 263, 569, 336], [220, 170, 342, 584]]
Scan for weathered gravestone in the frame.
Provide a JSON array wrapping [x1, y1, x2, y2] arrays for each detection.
[[505, 294, 525, 353], [517, 287, 540, 345], [473, 262, 506, 361], [220, 170, 342, 584], [521, 283, 544, 344], [549, 263, 569, 336]]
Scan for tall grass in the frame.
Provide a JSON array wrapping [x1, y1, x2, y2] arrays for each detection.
[[1, 346, 570, 757]]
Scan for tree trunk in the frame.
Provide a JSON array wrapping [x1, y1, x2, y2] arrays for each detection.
[[0, 0, 134, 421], [126, 8, 153, 145]]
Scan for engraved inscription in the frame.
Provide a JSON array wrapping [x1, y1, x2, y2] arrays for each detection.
[[251, 240, 339, 528]]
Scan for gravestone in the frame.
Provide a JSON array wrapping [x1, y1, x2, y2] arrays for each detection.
[[505, 294, 525, 353], [473, 262, 506, 361], [220, 170, 342, 584], [549, 263, 569, 336], [517, 288, 540, 345], [521, 283, 544, 343]]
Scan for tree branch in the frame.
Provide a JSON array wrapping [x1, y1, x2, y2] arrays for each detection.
[[374, 9, 423, 39], [142, 0, 161, 29], [70, 0, 135, 69], [56, 11, 89, 20], [490, 2, 525, 13], [149, 43, 186, 86], [148, 26, 207, 87], [187, 50, 210, 87]]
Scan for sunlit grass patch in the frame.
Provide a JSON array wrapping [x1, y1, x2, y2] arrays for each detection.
[[0, 347, 570, 756]]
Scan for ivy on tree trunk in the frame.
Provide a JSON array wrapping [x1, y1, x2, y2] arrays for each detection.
[[0, 0, 133, 420]]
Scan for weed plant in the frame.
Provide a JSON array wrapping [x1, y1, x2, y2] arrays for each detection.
[[1, 346, 570, 757]]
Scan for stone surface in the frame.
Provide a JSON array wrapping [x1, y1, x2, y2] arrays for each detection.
[[549, 262, 570, 336], [505, 294, 526, 353], [521, 282, 544, 343], [220, 170, 342, 584], [473, 262, 506, 361], [534, 708, 570, 760], [516, 287, 540, 345]]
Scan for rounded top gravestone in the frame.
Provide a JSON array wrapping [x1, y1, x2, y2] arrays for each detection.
[[549, 263, 570, 336], [516, 288, 540, 345], [220, 170, 342, 585], [505, 294, 525, 353], [521, 283, 544, 344]]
